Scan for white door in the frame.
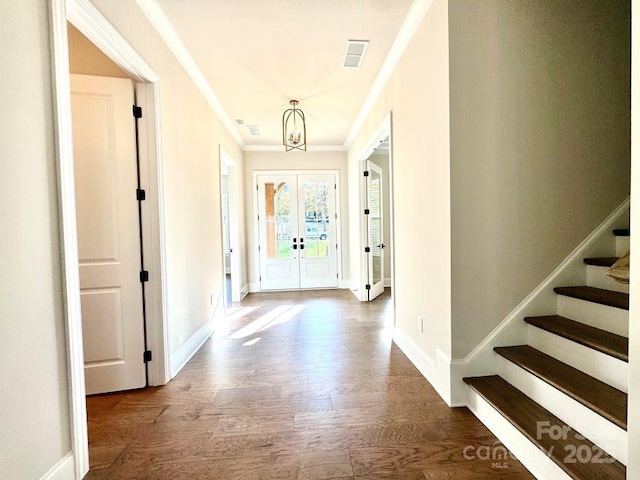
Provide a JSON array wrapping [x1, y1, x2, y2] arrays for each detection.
[[71, 74, 147, 394], [257, 174, 300, 290], [298, 174, 338, 288], [257, 173, 338, 290], [366, 162, 385, 300]]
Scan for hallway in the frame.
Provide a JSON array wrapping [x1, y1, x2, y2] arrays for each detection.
[[85, 290, 532, 479]]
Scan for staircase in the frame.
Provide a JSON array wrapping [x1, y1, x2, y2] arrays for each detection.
[[464, 228, 630, 480]]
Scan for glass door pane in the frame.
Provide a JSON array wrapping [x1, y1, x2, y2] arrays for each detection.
[[302, 180, 330, 258], [264, 182, 292, 259]]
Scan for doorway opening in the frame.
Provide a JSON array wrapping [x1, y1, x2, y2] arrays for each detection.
[[220, 146, 243, 306], [357, 115, 395, 307], [52, 1, 170, 476], [254, 170, 341, 291]]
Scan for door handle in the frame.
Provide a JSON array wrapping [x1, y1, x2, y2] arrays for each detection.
[[300, 244, 305, 250], [293, 244, 298, 250]]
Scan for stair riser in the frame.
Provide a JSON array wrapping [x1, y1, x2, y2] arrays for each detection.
[[527, 326, 628, 393], [467, 389, 574, 480], [586, 265, 629, 294], [556, 296, 629, 337], [496, 357, 627, 465], [616, 236, 629, 257]]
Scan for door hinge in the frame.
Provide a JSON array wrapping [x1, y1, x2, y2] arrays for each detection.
[[140, 270, 149, 283], [365, 284, 371, 290], [336, 273, 339, 279], [336, 244, 338, 250], [136, 189, 146, 201], [258, 245, 261, 252], [365, 247, 370, 253], [363, 171, 369, 177], [256, 184, 258, 190], [259, 275, 262, 281], [257, 214, 260, 221], [133, 105, 142, 119], [143, 350, 152, 363], [335, 213, 337, 219], [364, 209, 370, 215], [334, 184, 337, 189]]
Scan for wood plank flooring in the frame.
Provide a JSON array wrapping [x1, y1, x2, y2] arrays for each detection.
[[85, 289, 533, 479]]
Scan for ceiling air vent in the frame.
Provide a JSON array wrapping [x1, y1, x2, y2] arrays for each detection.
[[343, 40, 369, 69], [247, 125, 261, 136]]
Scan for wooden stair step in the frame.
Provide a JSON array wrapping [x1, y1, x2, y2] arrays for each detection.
[[554, 286, 629, 310], [583, 257, 618, 267], [494, 345, 627, 430], [613, 229, 629, 236], [524, 315, 628, 362], [464, 375, 626, 480]]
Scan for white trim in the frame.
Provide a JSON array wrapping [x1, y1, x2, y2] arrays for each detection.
[[67, 0, 157, 82], [458, 197, 630, 366], [343, 0, 433, 149], [393, 326, 451, 405], [135, 82, 171, 386], [39, 453, 75, 480], [248, 282, 260, 293], [383, 277, 392, 288], [52, 1, 172, 476], [170, 305, 218, 377], [49, 1, 89, 477], [243, 144, 347, 152], [135, 0, 245, 148]]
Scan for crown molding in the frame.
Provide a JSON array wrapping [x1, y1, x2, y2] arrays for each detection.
[[135, 0, 246, 149], [343, 0, 434, 150]]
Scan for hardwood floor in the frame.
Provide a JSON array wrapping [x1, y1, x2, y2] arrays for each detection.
[[85, 289, 533, 479]]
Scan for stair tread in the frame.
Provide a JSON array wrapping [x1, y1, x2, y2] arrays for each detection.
[[464, 375, 626, 480], [494, 345, 627, 429], [583, 257, 618, 267], [554, 286, 629, 310], [613, 228, 629, 236], [524, 315, 628, 362]]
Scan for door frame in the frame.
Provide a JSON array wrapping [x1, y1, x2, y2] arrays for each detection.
[[219, 146, 243, 302], [51, 0, 170, 477], [355, 113, 396, 306], [253, 169, 342, 291]]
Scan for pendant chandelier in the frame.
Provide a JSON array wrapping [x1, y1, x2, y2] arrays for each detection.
[[282, 100, 306, 151]]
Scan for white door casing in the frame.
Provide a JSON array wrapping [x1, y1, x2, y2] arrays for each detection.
[[256, 172, 339, 290], [366, 161, 385, 300], [71, 74, 146, 394]]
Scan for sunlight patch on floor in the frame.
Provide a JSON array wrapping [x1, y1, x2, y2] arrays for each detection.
[[228, 304, 306, 339]]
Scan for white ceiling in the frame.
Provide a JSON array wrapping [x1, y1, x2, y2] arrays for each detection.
[[150, 0, 414, 149]]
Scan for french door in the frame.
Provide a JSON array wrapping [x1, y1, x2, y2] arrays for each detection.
[[257, 172, 338, 290]]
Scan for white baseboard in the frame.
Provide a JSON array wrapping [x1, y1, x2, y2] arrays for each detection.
[[383, 277, 392, 287], [248, 282, 260, 293], [170, 305, 219, 377], [40, 453, 75, 480], [240, 284, 249, 300], [393, 326, 452, 405]]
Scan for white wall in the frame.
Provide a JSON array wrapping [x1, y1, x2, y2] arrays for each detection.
[[243, 150, 349, 289], [88, 0, 244, 357], [68, 23, 128, 78], [448, 0, 631, 358], [348, 0, 453, 398], [0, 1, 72, 478]]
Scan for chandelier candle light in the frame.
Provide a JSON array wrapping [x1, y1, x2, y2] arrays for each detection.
[[282, 100, 307, 151]]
